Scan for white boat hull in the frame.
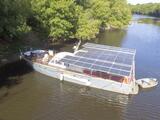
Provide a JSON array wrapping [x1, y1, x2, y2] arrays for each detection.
[[136, 78, 158, 88], [24, 58, 139, 95]]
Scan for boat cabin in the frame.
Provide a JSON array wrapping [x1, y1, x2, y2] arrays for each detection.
[[23, 50, 55, 64], [56, 43, 136, 84]]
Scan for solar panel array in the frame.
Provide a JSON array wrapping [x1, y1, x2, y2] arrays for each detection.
[[83, 42, 136, 54], [59, 43, 136, 77]]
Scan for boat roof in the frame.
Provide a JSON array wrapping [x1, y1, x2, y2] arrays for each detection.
[[59, 43, 136, 77]]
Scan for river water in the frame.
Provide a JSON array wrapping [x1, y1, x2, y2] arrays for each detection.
[[0, 15, 160, 120]]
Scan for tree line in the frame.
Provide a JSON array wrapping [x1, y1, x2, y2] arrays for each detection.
[[0, 0, 131, 42], [130, 3, 160, 17]]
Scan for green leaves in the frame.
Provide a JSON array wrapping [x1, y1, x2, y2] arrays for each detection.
[[31, 0, 131, 41], [131, 3, 160, 17], [0, 0, 131, 41], [90, 0, 111, 25], [75, 11, 100, 40], [108, 0, 131, 28], [0, 0, 31, 39], [31, 0, 79, 41]]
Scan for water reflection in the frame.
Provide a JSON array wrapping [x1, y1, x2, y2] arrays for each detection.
[[0, 60, 33, 98], [0, 15, 160, 120], [132, 14, 157, 21], [60, 82, 131, 106], [95, 29, 126, 47]]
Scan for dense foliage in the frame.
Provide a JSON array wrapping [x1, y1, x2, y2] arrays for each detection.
[[31, 0, 131, 41], [0, 0, 31, 40], [131, 3, 160, 17], [0, 0, 131, 41]]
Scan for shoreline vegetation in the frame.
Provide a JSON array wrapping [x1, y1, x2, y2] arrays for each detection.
[[0, 1, 160, 64], [130, 3, 160, 17], [0, 0, 131, 42], [0, 0, 131, 64]]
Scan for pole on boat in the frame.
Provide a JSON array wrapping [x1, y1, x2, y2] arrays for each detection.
[[19, 49, 23, 60], [73, 40, 81, 53]]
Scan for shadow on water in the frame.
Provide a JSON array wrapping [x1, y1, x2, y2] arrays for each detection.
[[0, 60, 33, 98]]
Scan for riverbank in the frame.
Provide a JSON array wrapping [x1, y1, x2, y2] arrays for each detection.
[[137, 18, 160, 26], [0, 31, 79, 67], [131, 3, 160, 18], [0, 40, 21, 66], [0, 31, 46, 66], [0, 59, 33, 98], [0, 30, 78, 92]]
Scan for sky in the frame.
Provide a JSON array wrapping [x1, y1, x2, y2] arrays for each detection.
[[127, 0, 160, 5]]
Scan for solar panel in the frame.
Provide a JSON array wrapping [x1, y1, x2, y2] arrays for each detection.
[[83, 42, 136, 54], [80, 47, 134, 65], [59, 43, 135, 77], [60, 57, 132, 77]]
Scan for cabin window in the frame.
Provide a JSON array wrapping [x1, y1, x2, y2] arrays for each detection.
[[101, 72, 106, 79], [91, 71, 97, 77], [83, 69, 91, 75], [91, 71, 101, 78], [101, 72, 110, 79], [96, 71, 101, 77], [110, 75, 124, 83]]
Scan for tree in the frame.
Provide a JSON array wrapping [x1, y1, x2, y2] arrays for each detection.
[[31, 0, 80, 42], [0, 0, 31, 40], [89, 0, 111, 27], [131, 3, 160, 17], [75, 10, 100, 40], [75, 0, 90, 8], [108, 0, 131, 28], [79, 0, 131, 29], [31, 0, 131, 42]]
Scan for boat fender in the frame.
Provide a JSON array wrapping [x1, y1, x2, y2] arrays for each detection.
[[60, 74, 64, 81]]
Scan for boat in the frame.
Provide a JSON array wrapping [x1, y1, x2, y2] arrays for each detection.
[[21, 42, 139, 95], [136, 78, 158, 88]]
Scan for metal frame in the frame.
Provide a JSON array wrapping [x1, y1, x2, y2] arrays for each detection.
[[58, 43, 136, 77], [60, 57, 130, 76], [76, 50, 133, 67], [83, 42, 136, 54]]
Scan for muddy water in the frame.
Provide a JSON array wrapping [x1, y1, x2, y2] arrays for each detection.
[[0, 15, 160, 120]]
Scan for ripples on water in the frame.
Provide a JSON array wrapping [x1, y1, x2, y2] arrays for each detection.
[[0, 15, 160, 120]]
